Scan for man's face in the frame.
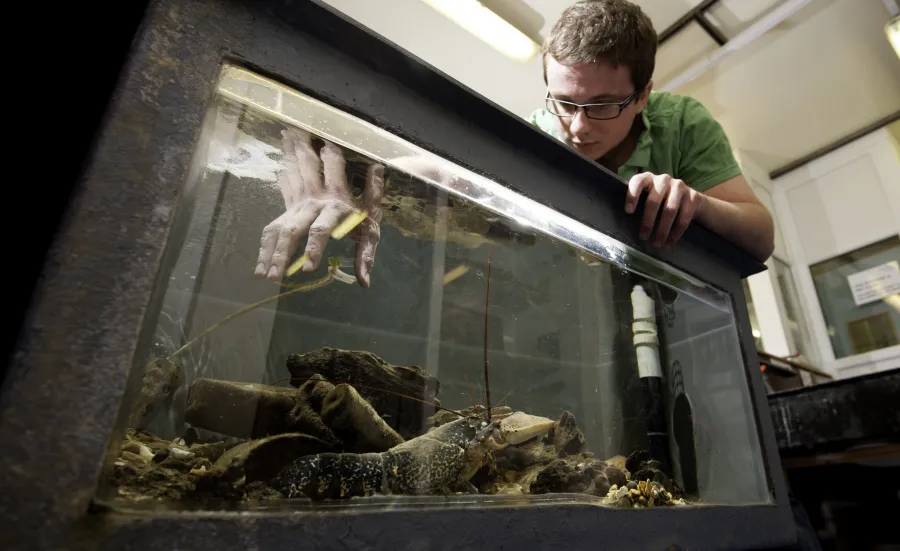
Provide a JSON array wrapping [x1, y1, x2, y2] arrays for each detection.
[[545, 56, 649, 161]]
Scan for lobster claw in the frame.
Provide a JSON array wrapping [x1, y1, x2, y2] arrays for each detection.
[[500, 412, 555, 445], [480, 411, 555, 450]]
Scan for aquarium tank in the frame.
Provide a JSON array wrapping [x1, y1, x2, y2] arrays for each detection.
[[99, 64, 772, 510]]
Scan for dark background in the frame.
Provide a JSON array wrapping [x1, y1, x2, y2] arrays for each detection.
[[2, 2, 152, 382]]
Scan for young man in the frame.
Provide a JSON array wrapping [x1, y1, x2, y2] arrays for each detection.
[[531, 0, 774, 261], [255, 0, 775, 284]]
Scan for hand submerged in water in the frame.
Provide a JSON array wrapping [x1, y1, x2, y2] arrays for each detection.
[[255, 129, 385, 287]]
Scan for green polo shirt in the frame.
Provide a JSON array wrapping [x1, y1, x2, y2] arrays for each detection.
[[528, 91, 742, 192]]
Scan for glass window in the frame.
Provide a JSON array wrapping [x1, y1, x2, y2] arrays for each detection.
[[742, 279, 765, 350], [100, 64, 771, 511], [809, 236, 900, 358], [772, 258, 814, 361]]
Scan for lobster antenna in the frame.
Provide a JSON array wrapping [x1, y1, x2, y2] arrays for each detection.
[[483, 245, 493, 422], [464, 374, 477, 410]]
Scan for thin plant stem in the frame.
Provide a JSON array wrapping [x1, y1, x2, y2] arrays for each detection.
[[167, 272, 334, 361], [483, 245, 493, 422]]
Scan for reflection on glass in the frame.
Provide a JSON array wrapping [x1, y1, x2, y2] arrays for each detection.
[[743, 280, 765, 350], [101, 64, 771, 511], [772, 258, 813, 360], [809, 236, 900, 359]]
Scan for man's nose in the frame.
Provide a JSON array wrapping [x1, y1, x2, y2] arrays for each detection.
[[569, 109, 591, 135]]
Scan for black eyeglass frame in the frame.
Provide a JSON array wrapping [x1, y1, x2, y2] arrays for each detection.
[[545, 88, 641, 120]]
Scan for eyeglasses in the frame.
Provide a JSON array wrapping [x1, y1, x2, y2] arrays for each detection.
[[545, 88, 641, 121]]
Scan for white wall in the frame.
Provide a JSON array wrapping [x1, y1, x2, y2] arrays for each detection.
[[772, 127, 900, 378]]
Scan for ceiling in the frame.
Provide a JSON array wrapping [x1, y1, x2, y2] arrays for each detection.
[[668, 0, 900, 172], [320, 0, 900, 174]]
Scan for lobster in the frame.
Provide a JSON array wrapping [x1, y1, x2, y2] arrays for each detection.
[[272, 410, 554, 500], [271, 246, 556, 500]]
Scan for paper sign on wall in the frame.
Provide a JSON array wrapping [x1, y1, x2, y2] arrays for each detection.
[[846, 260, 900, 306]]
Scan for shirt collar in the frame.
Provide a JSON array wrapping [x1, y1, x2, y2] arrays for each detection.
[[620, 108, 652, 174]]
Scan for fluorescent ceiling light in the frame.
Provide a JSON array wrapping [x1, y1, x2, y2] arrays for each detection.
[[888, 16, 900, 59], [422, 0, 540, 63]]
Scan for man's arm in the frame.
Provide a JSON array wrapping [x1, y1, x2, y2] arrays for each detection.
[[625, 171, 775, 262], [697, 174, 775, 261], [625, 95, 775, 262]]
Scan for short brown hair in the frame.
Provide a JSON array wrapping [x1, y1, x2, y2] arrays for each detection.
[[543, 0, 657, 91]]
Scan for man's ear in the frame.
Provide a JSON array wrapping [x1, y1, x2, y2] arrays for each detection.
[[541, 53, 549, 85], [637, 79, 653, 111]]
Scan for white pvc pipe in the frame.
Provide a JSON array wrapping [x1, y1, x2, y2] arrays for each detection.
[[631, 285, 662, 378]]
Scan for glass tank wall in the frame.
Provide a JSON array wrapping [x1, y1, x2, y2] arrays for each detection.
[[102, 64, 771, 510]]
